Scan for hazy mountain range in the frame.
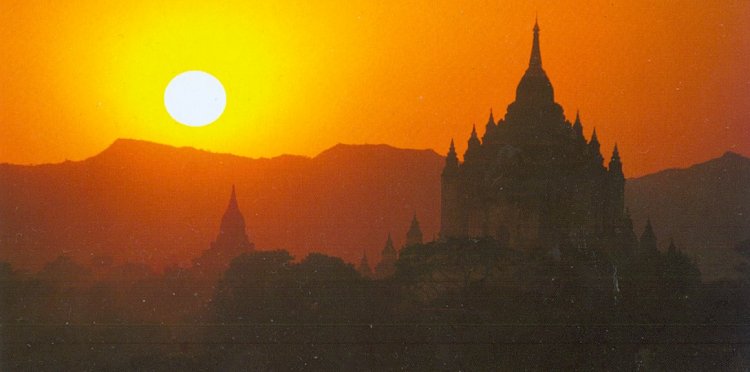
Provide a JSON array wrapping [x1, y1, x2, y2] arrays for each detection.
[[0, 139, 443, 271], [1, 139, 748, 280], [626, 151, 750, 280]]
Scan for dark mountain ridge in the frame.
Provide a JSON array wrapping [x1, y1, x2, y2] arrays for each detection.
[[1, 140, 747, 281], [0, 139, 443, 271], [626, 151, 750, 280]]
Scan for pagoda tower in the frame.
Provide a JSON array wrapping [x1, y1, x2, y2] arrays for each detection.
[[193, 186, 255, 278], [440, 21, 628, 253], [405, 214, 424, 247], [375, 234, 398, 279]]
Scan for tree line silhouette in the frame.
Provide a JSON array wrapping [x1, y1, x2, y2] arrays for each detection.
[[2, 234, 748, 370]]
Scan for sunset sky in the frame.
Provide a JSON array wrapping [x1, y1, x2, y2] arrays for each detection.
[[1, 0, 748, 176]]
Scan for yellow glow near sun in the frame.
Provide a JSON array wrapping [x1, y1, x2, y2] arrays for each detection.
[[33, 1, 377, 159], [89, 1, 315, 151]]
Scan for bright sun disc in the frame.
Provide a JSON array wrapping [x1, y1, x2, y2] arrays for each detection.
[[164, 71, 226, 127]]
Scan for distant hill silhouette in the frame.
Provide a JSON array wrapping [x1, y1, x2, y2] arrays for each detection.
[[1, 140, 747, 280], [0, 139, 443, 271], [626, 151, 750, 280]]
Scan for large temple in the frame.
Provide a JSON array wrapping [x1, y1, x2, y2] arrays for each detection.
[[440, 21, 626, 253]]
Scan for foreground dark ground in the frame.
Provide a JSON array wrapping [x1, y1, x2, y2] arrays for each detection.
[[2, 238, 749, 371]]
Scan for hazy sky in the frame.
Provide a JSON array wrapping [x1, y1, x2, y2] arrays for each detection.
[[1, 0, 748, 176]]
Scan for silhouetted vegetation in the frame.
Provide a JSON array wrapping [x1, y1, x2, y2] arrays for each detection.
[[2, 235, 748, 370]]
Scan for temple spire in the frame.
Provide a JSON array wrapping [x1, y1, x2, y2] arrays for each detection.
[[515, 19, 554, 104], [612, 143, 620, 160], [382, 233, 397, 261], [573, 110, 583, 138], [443, 138, 459, 175], [375, 233, 398, 279], [217, 186, 252, 247], [465, 124, 482, 164], [193, 186, 254, 278], [228, 185, 238, 209], [447, 138, 458, 159], [589, 128, 604, 166], [487, 109, 495, 126], [590, 128, 600, 147], [609, 143, 623, 176], [406, 213, 424, 246], [484, 109, 497, 143], [529, 18, 542, 69]]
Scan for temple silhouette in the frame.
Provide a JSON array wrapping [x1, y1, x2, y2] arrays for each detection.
[[405, 213, 424, 247], [440, 20, 626, 253], [360, 214, 425, 279], [374, 233, 398, 278], [192, 186, 255, 278]]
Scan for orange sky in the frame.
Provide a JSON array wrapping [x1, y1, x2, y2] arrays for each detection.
[[1, 0, 748, 176]]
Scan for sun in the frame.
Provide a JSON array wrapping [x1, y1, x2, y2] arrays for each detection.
[[164, 71, 226, 127]]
